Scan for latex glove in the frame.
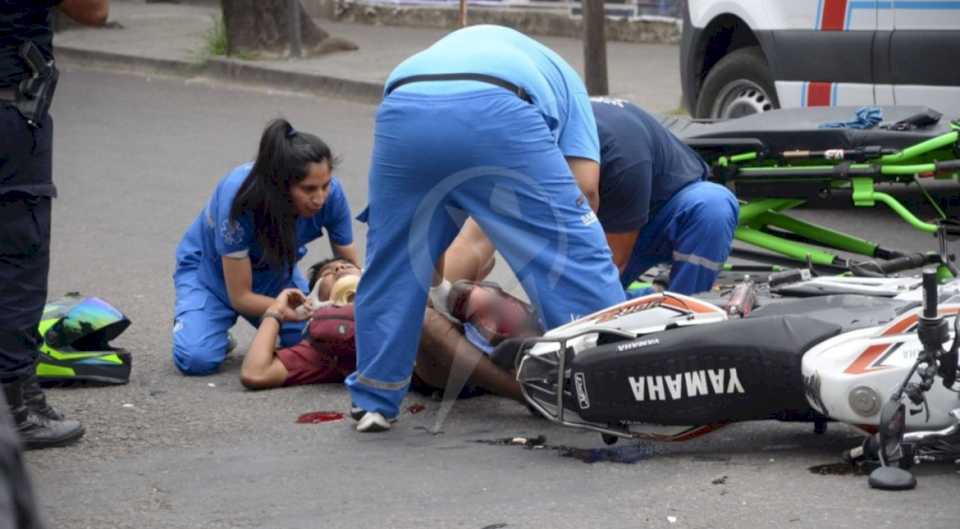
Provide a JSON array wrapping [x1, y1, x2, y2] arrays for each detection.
[[299, 274, 334, 317], [429, 278, 452, 317]]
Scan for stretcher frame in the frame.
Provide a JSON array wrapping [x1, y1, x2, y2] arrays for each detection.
[[702, 121, 960, 279]]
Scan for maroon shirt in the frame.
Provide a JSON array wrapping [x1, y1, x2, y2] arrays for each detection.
[[276, 304, 356, 386]]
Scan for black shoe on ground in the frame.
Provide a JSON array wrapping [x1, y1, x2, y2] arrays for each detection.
[[3, 378, 84, 450], [22, 373, 64, 421]]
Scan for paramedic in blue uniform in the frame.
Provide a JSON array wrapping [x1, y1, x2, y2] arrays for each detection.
[[591, 97, 739, 295], [347, 25, 626, 432], [172, 119, 358, 375], [445, 98, 739, 297]]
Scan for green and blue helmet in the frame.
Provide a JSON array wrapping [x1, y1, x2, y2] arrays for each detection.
[[36, 294, 132, 386]]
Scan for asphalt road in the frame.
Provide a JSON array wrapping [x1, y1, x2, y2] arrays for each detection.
[[22, 67, 960, 529]]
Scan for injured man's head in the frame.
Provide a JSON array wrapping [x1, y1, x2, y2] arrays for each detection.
[[307, 258, 361, 305]]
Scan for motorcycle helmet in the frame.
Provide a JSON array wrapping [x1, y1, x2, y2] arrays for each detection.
[[35, 293, 132, 386]]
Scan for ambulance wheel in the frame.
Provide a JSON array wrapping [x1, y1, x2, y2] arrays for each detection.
[[601, 434, 619, 446], [695, 46, 779, 119]]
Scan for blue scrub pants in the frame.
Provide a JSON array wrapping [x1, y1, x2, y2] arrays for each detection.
[[347, 88, 626, 418], [621, 181, 739, 295], [172, 267, 307, 375]]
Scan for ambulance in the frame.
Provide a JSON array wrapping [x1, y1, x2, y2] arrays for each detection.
[[680, 0, 960, 118]]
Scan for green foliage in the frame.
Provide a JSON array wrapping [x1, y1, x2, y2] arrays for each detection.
[[205, 15, 227, 57], [194, 15, 260, 62], [192, 15, 226, 63]]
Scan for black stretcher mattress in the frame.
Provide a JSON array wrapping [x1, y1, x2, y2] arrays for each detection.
[[658, 106, 954, 153]]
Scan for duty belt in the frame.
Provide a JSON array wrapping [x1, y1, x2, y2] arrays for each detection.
[[385, 73, 532, 104]]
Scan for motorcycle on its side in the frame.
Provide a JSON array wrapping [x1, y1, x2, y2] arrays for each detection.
[[496, 270, 960, 490]]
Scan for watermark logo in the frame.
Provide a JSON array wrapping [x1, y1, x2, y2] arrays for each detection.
[[403, 165, 574, 432]]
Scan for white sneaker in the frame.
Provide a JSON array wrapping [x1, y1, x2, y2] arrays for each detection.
[[356, 411, 393, 433]]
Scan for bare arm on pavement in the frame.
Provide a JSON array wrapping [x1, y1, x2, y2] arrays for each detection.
[[240, 289, 302, 389]]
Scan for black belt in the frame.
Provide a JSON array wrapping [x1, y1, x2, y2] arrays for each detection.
[[0, 87, 15, 102], [385, 73, 532, 104]]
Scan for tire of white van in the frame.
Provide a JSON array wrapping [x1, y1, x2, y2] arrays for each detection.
[[695, 46, 780, 119]]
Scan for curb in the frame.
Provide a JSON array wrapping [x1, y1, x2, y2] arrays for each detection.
[[56, 46, 203, 77], [56, 46, 385, 105]]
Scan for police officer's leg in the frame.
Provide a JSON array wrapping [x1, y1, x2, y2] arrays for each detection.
[[171, 277, 239, 376], [1, 112, 84, 449], [0, 198, 84, 448], [627, 181, 739, 295]]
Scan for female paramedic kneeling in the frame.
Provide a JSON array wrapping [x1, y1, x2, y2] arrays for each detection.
[[171, 119, 359, 375], [347, 25, 626, 433]]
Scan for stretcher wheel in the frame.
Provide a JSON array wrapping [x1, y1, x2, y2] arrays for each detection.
[[601, 434, 619, 446]]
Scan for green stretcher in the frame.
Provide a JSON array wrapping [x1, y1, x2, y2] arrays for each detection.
[[660, 105, 960, 279]]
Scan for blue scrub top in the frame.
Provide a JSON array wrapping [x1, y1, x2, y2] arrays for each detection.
[[176, 162, 354, 299], [591, 98, 711, 233], [385, 25, 600, 162]]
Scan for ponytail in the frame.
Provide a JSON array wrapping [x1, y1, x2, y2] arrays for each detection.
[[230, 118, 336, 269]]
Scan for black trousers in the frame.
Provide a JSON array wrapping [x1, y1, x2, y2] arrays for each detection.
[[0, 105, 54, 383]]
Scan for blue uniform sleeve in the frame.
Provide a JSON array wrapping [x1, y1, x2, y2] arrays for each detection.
[[315, 178, 354, 246], [214, 211, 255, 258], [557, 89, 601, 162], [597, 160, 653, 233], [209, 163, 257, 258]]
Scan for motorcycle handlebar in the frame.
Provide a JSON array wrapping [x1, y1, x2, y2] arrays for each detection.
[[850, 253, 931, 277]]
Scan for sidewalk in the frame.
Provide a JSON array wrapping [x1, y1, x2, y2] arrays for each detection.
[[54, 0, 683, 110]]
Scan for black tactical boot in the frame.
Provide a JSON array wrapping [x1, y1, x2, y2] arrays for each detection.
[[2, 378, 84, 450], [21, 373, 64, 421]]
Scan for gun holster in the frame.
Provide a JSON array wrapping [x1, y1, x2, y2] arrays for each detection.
[[14, 41, 58, 128]]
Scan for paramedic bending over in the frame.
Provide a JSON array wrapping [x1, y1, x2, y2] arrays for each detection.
[[447, 98, 739, 296], [172, 119, 359, 375], [347, 25, 626, 432], [590, 98, 738, 295]]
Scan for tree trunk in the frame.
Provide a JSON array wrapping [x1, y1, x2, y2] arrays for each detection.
[[582, 0, 609, 95], [221, 0, 357, 58]]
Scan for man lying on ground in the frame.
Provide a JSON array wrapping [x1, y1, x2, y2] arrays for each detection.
[[239, 258, 532, 402]]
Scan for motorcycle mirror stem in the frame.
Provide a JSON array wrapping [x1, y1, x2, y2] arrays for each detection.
[[918, 269, 949, 364], [921, 268, 938, 319]]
